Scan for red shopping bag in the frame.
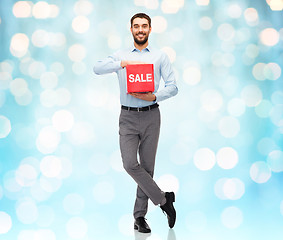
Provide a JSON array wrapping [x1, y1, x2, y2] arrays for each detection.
[[126, 64, 154, 93]]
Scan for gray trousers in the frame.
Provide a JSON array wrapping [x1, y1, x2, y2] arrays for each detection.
[[119, 107, 165, 219]]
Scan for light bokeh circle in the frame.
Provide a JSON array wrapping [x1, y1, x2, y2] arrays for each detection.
[[18, 229, 56, 240], [88, 154, 110, 175], [151, 16, 167, 33], [36, 126, 61, 154], [66, 217, 88, 239], [156, 174, 179, 192], [93, 181, 115, 204], [0, 115, 11, 138], [244, 8, 259, 26], [201, 89, 223, 112], [241, 85, 262, 107], [221, 206, 243, 229], [214, 178, 245, 200], [13, 1, 32, 18], [67, 122, 95, 146], [264, 62, 281, 80], [269, 104, 283, 127], [10, 33, 29, 57], [63, 193, 85, 215], [68, 44, 86, 62], [40, 72, 58, 89], [118, 214, 133, 236], [199, 16, 213, 30], [185, 211, 207, 232], [52, 110, 74, 132], [16, 199, 38, 224], [161, 0, 184, 14], [267, 150, 283, 172], [193, 148, 216, 171], [260, 28, 279, 46], [255, 99, 272, 118], [15, 163, 38, 187], [227, 98, 246, 117], [217, 23, 235, 41], [257, 137, 279, 156], [72, 16, 90, 33], [183, 66, 201, 85], [223, 178, 245, 200], [250, 161, 271, 183], [10, 78, 28, 96], [74, 0, 94, 15], [36, 205, 55, 227], [0, 212, 12, 234], [40, 155, 62, 178], [216, 147, 238, 169], [228, 4, 242, 18], [218, 116, 240, 138], [33, 1, 51, 19]]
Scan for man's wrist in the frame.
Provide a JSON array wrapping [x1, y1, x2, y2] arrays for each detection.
[[153, 94, 156, 101]]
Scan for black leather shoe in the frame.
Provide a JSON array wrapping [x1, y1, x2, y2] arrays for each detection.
[[134, 217, 151, 233], [160, 192, 176, 228]]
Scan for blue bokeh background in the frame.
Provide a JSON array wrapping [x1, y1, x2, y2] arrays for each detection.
[[0, 0, 283, 240]]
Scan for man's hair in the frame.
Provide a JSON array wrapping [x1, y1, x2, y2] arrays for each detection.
[[130, 13, 151, 27]]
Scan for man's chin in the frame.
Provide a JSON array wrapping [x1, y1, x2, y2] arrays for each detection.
[[134, 38, 148, 46]]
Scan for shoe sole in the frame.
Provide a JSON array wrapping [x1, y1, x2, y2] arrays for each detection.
[[168, 192, 176, 228], [134, 224, 151, 233]]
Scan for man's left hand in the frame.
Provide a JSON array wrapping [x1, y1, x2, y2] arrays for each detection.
[[129, 92, 156, 101]]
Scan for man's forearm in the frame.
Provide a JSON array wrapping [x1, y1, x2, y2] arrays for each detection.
[[129, 92, 156, 101], [120, 60, 147, 68], [94, 59, 147, 74], [155, 85, 178, 102], [93, 58, 122, 75]]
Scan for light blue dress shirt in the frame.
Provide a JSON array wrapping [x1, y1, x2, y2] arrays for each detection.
[[93, 44, 178, 107]]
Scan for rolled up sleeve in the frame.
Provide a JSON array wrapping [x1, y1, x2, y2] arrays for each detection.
[[93, 52, 122, 75], [154, 53, 178, 102]]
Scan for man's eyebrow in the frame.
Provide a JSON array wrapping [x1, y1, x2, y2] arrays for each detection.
[[133, 23, 149, 27]]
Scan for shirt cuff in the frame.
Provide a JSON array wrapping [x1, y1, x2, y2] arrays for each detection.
[[154, 92, 159, 102], [116, 60, 123, 70]]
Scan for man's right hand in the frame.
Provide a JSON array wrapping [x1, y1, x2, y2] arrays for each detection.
[[120, 60, 146, 68]]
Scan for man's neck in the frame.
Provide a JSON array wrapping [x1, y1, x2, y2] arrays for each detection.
[[134, 41, 149, 51]]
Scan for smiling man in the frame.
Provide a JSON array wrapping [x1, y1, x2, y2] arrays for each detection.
[[93, 13, 178, 233]]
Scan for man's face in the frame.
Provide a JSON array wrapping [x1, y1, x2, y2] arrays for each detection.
[[131, 17, 151, 45]]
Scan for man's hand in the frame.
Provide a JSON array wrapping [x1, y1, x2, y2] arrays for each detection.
[[121, 60, 146, 68], [129, 92, 156, 101]]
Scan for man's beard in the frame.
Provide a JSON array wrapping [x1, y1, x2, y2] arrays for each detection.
[[133, 33, 149, 45]]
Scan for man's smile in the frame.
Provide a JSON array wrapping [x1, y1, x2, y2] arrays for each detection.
[[137, 33, 145, 37]]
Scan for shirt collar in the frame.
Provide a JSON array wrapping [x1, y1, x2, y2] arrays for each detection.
[[131, 43, 151, 52]]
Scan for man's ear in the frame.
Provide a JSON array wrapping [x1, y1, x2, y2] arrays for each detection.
[[149, 27, 152, 34], [130, 27, 133, 34]]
